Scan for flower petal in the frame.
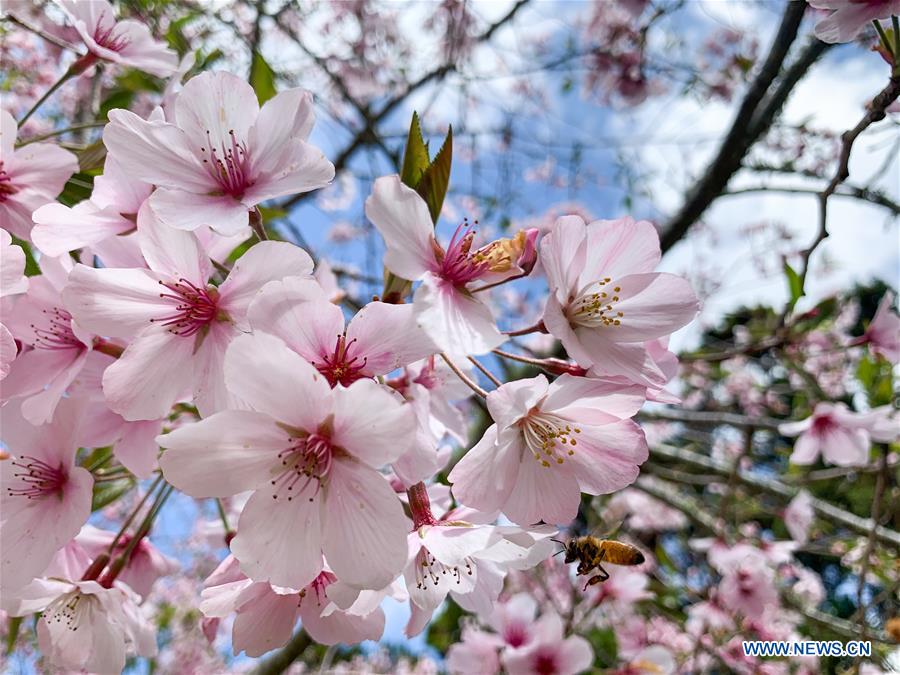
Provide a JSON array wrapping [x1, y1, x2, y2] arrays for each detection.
[[565, 420, 648, 494], [346, 301, 437, 376], [502, 458, 581, 526], [448, 425, 520, 514], [149, 188, 249, 235]]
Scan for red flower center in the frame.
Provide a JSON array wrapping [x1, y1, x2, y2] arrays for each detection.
[[7, 456, 67, 500], [31, 307, 83, 350], [271, 432, 334, 501], [0, 162, 17, 202], [199, 129, 254, 199], [437, 220, 492, 285], [317, 334, 368, 387], [92, 15, 131, 52], [151, 279, 221, 337]]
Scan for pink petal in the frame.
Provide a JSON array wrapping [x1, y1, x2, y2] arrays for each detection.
[[301, 603, 385, 646], [789, 432, 821, 465], [102, 327, 195, 420], [346, 301, 437, 375], [231, 485, 324, 589], [104, 109, 210, 192], [192, 322, 242, 417], [136, 202, 211, 283], [19, 349, 89, 426], [542, 293, 595, 367], [581, 216, 661, 284], [330, 379, 416, 467], [113, 419, 164, 480], [158, 410, 288, 497], [217, 241, 314, 326], [0, 229, 28, 297], [6, 142, 77, 196], [62, 264, 169, 338], [502, 458, 581, 526], [452, 559, 503, 616], [422, 525, 496, 566], [31, 202, 134, 258], [91, 156, 152, 214], [448, 425, 520, 514], [486, 375, 549, 428], [323, 459, 409, 590], [251, 89, 315, 162], [0, 322, 15, 380], [1, 110, 16, 156], [578, 333, 668, 388], [364, 175, 436, 280], [0, 464, 93, 593], [149, 188, 250, 235], [540, 215, 588, 299], [246, 279, 334, 357], [224, 331, 332, 430], [543, 374, 645, 423], [241, 139, 335, 205], [596, 272, 698, 342], [413, 273, 505, 356], [820, 427, 870, 467], [565, 420, 648, 494], [173, 71, 259, 157], [232, 584, 298, 657]]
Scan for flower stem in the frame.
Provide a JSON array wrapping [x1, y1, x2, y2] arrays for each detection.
[[106, 475, 164, 555], [492, 348, 586, 376], [102, 483, 173, 586], [503, 321, 546, 337], [440, 352, 488, 398], [18, 65, 79, 126], [467, 355, 503, 387], [407, 481, 437, 528], [249, 206, 268, 241]]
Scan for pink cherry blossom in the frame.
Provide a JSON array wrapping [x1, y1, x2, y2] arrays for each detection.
[[779, 402, 872, 466], [31, 154, 150, 257], [808, 1, 900, 44], [158, 331, 414, 590], [447, 624, 504, 675], [365, 174, 537, 354], [63, 205, 314, 419], [248, 281, 436, 386], [717, 557, 779, 620], [590, 565, 652, 609], [501, 612, 593, 675], [449, 373, 648, 525], [783, 489, 814, 544], [200, 556, 386, 656], [1, 256, 98, 425], [603, 488, 688, 532], [56, 0, 178, 76], [489, 593, 539, 648], [540, 215, 698, 387], [0, 109, 78, 239], [75, 525, 178, 599], [864, 291, 899, 363], [0, 397, 93, 593], [0, 228, 27, 379], [103, 71, 334, 235], [9, 568, 156, 673]]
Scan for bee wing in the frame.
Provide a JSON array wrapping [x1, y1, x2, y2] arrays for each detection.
[[590, 519, 625, 540]]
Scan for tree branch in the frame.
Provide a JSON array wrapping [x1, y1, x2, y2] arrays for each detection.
[[251, 630, 312, 675], [660, 2, 827, 252]]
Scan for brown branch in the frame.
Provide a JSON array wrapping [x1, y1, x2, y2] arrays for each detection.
[[723, 184, 900, 215], [637, 408, 784, 431], [659, 0, 828, 252], [856, 451, 891, 641], [251, 630, 312, 675], [650, 443, 900, 549], [278, 0, 532, 211]]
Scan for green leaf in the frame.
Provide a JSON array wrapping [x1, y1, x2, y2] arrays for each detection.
[[249, 51, 277, 104], [58, 172, 95, 206], [11, 235, 39, 276], [415, 125, 452, 224], [5, 616, 21, 655], [400, 111, 430, 189], [783, 260, 804, 310], [92, 478, 135, 511]]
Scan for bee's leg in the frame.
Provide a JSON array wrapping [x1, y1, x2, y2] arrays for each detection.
[[583, 565, 610, 590], [576, 560, 592, 576]]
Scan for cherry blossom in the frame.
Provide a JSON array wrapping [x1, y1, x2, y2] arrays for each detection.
[[62, 205, 314, 419], [103, 71, 334, 235], [447, 625, 504, 675], [449, 373, 648, 525], [808, 0, 900, 44], [783, 489, 814, 544], [717, 557, 779, 620], [779, 402, 873, 466], [501, 612, 593, 675], [158, 331, 414, 590], [0, 397, 93, 593], [200, 556, 388, 656], [0, 109, 78, 239], [56, 0, 178, 76], [0, 227, 27, 379], [247, 282, 436, 387], [365, 174, 536, 354], [864, 291, 899, 363], [540, 215, 699, 387]]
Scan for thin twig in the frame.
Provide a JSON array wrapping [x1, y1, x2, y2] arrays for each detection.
[[467, 356, 503, 387], [440, 352, 487, 398]]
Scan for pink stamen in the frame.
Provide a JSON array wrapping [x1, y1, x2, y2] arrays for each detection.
[[150, 279, 220, 337], [317, 334, 369, 387], [0, 162, 16, 202], [270, 433, 334, 502], [199, 129, 253, 198], [31, 307, 83, 350], [438, 219, 492, 285], [7, 456, 67, 500], [92, 12, 131, 52]]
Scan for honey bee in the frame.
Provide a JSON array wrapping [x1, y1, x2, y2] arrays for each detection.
[[552, 536, 645, 589]]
